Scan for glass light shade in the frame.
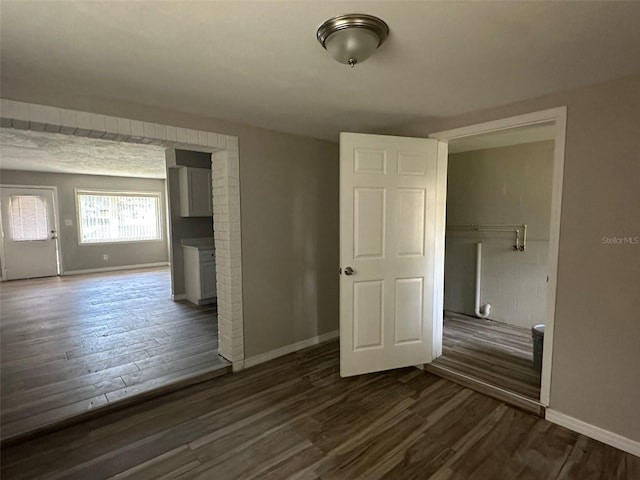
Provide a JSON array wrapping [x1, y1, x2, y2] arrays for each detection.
[[324, 27, 380, 65]]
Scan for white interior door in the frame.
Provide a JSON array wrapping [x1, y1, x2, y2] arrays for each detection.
[[0, 187, 59, 280], [340, 133, 447, 377]]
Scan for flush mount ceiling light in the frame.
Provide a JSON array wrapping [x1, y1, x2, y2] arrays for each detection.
[[316, 14, 389, 67]]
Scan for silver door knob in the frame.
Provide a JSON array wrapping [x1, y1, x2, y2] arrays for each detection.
[[344, 266, 354, 276]]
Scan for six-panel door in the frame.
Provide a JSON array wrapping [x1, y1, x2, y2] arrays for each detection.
[[340, 133, 446, 377]]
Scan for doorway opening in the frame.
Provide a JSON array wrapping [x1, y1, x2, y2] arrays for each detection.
[[0, 101, 244, 443], [428, 108, 567, 411]]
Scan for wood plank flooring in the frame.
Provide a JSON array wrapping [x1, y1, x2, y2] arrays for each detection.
[[0, 267, 229, 444], [431, 311, 541, 401], [1, 340, 637, 479]]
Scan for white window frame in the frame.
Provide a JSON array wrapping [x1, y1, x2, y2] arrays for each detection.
[[75, 189, 164, 245]]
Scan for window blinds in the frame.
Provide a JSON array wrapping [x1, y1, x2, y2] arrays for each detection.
[[77, 191, 161, 244], [9, 195, 49, 242]]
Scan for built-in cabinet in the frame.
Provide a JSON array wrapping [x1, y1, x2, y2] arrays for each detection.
[[179, 167, 212, 217], [183, 245, 217, 305]]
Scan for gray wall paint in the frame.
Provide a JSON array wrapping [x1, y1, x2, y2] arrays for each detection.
[[165, 148, 214, 296], [239, 133, 339, 357], [2, 71, 638, 443], [0, 169, 168, 272], [0, 90, 340, 361], [391, 75, 640, 442], [445, 141, 554, 328]]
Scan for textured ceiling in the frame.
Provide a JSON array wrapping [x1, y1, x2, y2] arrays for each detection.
[[0, 129, 166, 178], [1, 2, 639, 141]]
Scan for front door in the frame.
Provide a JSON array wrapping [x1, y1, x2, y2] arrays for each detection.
[[340, 133, 447, 376], [0, 187, 59, 280]]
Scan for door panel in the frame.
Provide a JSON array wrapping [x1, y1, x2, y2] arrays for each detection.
[[354, 188, 386, 259], [201, 261, 217, 299], [396, 188, 426, 256], [397, 151, 428, 175], [394, 277, 424, 345], [340, 133, 447, 377], [0, 187, 59, 280], [353, 280, 384, 350], [354, 148, 386, 174]]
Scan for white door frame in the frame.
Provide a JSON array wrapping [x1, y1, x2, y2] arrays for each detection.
[[0, 184, 63, 281], [0, 99, 245, 370], [428, 106, 567, 407]]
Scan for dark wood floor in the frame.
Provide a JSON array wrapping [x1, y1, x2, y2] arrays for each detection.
[[1, 340, 637, 479], [432, 311, 541, 401], [0, 267, 228, 443]]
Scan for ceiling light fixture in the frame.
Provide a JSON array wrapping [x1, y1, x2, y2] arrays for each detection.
[[316, 14, 389, 67]]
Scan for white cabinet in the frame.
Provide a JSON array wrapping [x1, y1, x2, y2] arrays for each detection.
[[183, 246, 217, 305], [179, 167, 212, 217]]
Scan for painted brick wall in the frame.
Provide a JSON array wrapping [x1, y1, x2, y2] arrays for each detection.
[[444, 141, 554, 328], [212, 149, 244, 363]]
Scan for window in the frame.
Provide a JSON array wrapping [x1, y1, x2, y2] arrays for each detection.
[[77, 190, 162, 244], [10, 195, 49, 241]]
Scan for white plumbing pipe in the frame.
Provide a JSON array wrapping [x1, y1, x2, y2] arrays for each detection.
[[475, 242, 491, 319], [446, 224, 527, 251]]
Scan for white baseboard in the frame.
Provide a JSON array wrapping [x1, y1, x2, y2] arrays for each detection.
[[63, 262, 169, 276], [171, 294, 187, 301], [243, 330, 339, 369], [545, 409, 640, 457]]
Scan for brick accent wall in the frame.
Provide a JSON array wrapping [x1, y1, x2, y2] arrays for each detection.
[[212, 149, 244, 364]]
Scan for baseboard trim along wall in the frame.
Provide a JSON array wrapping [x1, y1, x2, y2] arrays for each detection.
[[171, 294, 187, 301], [243, 330, 340, 369], [545, 409, 640, 457], [63, 262, 170, 276]]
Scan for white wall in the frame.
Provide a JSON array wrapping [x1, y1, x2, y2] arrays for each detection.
[[444, 141, 554, 328]]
